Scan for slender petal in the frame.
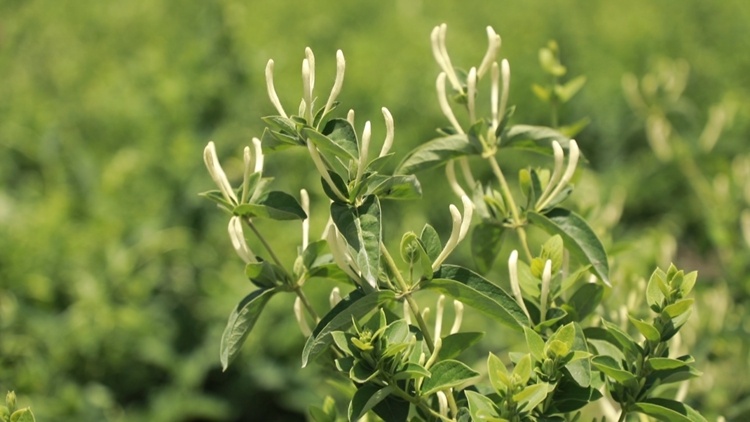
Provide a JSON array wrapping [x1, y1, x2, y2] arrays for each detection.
[[228, 216, 254, 263], [379, 107, 394, 157], [204, 141, 238, 205], [324, 50, 346, 117], [436, 73, 464, 134], [265, 60, 288, 118]]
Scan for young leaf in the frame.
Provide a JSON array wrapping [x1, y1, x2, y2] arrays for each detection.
[[420, 359, 480, 396], [302, 290, 396, 367], [420, 224, 442, 261], [646, 268, 668, 312], [303, 126, 357, 161], [425, 265, 530, 331], [513, 383, 550, 413], [323, 118, 360, 158], [632, 398, 707, 422], [628, 315, 661, 343], [564, 322, 592, 387], [527, 208, 610, 286], [524, 327, 546, 362], [488, 352, 511, 394], [349, 384, 394, 422], [591, 356, 637, 387], [465, 391, 503, 422], [437, 332, 485, 360], [396, 134, 479, 174], [220, 288, 277, 371], [331, 195, 382, 288], [512, 354, 533, 386], [471, 221, 505, 274], [392, 363, 431, 380], [555, 75, 587, 103], [245, 260, 289, 288], [499, 125, 573, 156]]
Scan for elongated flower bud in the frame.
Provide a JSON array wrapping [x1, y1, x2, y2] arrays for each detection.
[[300, 189, 310, 250], [228, 216, 254, 263], [509, 250, 531, 322], [467, 67, 478, 123], [379, 107, 394, 157], [450, 300, 464, 334], [446, 160, 468, 198], [294, 297, 312, 337], [204, 141, 238, 205], [434, 295, 446, 341], [265, 60, 288, 118], [540, 259, 552, 323], [324, 50, 346, 117], [477, 26, 501, 78], [437, 72, 464, 134]]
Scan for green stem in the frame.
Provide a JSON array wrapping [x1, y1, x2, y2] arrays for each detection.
[[380, 243, 435, 353], [293, 285, 320, 322], [244, 217, 286, 270], [487, 157, 533, 261], [387, 381, 453, 422]]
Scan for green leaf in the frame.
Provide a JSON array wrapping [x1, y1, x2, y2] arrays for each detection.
[[566, 283, 604, 321], [437, 332, 485, 360], [9, 408, 35, 422], [220, 288, 277, 371], [600, 320, 641, 361], [539, 48, 566, 76], [425, 265, 530, 331], [331, 195, 382, 288], [546, 323, 576, 358], [632, 398, 707, 422], [660, 300, 694, 341], [471, 221, 506, 274], [646, 268, 668, 312], [679, 271, 697, 297], [527, 208, 610, 286], [646, 358, 702, 385], [349, 384, 393, 422], [499, 125, 573, 156], [488, 352, 511, 394], [591, 356, 637, 387], [421, 359, 479, 396], [420, 224, 442, 261], [564, 322, 592, 387], [261, 127, 303, 151], [396, 134, 479, 174], [512, 354, 533, 386], [555, 75, 587, 103], [392, 363, 431, 380], [628, 315, 661, 343], [302, 290, 396, 367], [465, 391, 504, 422], [362, 174, 422, 200], [524, 327, 546, 362], [303, 120, 358, 161], [309, 396, 337, 422], [234, 191, 307, 220], [245, 260, 289, 288], [514, 383, 550, 413]]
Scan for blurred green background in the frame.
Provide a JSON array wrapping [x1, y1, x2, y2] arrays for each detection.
[[2, 0, 749, 420]]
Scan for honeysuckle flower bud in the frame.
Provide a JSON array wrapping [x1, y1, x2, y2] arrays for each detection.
[[241, 146, 252, 203], [265, 60, 288, 118], [305, 47, 315, 94], [437, 391, 449, 418], [302, 58, 312, 119], [477, 26, 501, 79], [379, 107, 394, 157], [446, 160, 468, 198], [540, 259, 552, 323], [499, 59, 510, 125], [300, 189, 310, 250], [431, 24, 462, 92], [324, 50, 346, 117], [536, 140, 579, 212], [204, 141, 238, 205], [434, 295, 446, 341], [307, 141, 347, 202], [508, 250, 532, 322], [252, 137, 264, 173], [403, 300, 412, 325], [228, 216, 255, 264], [355, 121, 371, 184], [329, 287, 342, 308], [450, 300, 464, 334], [326, 225, 368, 288], [491, 62, 500, 130], [346, 109, 355, 125], [425, 337, 443, 369], [294, 297, 312, 337], [536, 141, 564, 210], [436, 72, 464, 135], [432, 196, 473, 271], [467, 67, 478, 123]]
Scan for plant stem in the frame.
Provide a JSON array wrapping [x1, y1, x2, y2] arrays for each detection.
[[243, 217, 285, 270], [293, 285, 320, 322], [387, 381, 453, 422], [380, 243, 436, 353], [487, 157, 533, 261]]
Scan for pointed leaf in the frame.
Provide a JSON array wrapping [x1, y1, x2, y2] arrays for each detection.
[[421, 359, 479, 396], [234, 191, 307, 220], [465, 391, 504, 422], [331, 196, 382, 287], [220, 288, 277, 370], [628, 315, 661, 343], [514, 383, 550, 413], [488, 352, 511, 394], [632, 398, 707, 422], [646, 268, 668, 312], [349, 384, 394, 422], [499, 125, 574, 157], [527, 208, 610, 286], [397, 134, 479, 174], [566, 283, 604, 321], [424, 265, 530, 331], [362, 174, 422, 200], [524, 327, 546, 362], [302, 290, 396, 367], [420, 224, 442, 261], [438, 332, 485, 360]]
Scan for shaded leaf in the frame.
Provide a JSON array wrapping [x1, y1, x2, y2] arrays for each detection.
[[566, 283, 604, 321], [349, 384, 393, 422], [331, 196, 382, 287], [514, 383, 549, 413], [397, 135, 479, 174], [220, 288, 277, 370], [471, 221, 506, 274], [234, 191, 307, 220], [527, 208, 610, 286], [499, 125, 574, 156], [465, 391, 503, 422], [362, 174, 422, 200], [424, 265, 530, 331], [633, 398, 707, 422], [421, 360, 479, 396], [438, 332, 485, 361]]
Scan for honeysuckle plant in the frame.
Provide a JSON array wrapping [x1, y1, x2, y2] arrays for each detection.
[[201, 24, 706, 421]]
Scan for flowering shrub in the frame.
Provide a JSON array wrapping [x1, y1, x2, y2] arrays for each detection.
[[202, 24, 705, 421]]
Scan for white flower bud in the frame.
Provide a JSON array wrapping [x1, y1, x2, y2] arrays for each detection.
[[508, 250, 531, 322], [324, 50, 346, 117], [228, 216, 254, 263], [450, 300, 464, 334], [204, 141, 238, 205], [436, 72, 464, 135], [294, 297, 312, 337], [379, 107, 394, 157], [265, 60, 288, 118]]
